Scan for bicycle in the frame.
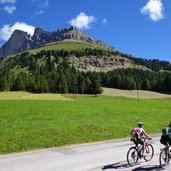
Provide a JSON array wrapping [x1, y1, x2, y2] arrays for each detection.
[[159, 145, 171, 169], [127, 137, 154, 166]]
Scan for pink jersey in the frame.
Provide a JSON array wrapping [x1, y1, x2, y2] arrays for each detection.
[[131, 127, 145, 139]]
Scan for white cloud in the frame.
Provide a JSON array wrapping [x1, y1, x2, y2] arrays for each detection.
[[35, 9, 44, 15], [141, 0, 164, 21], [0, 22, 35, 41], [0, 0, 16, 4], [3, 5, 16, 14], [69, 12, 96, 29], [102, 19, 108, 24], [32, 0, 48, 8], [31, 0, 48, 16], [40, 0, 48, 7], [0, 0, 16, 14]]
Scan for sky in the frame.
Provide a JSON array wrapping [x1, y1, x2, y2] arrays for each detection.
[[0, 0, 171, 62]]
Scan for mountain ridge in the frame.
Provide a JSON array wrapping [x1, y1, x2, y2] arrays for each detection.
[[0, 26, 114, 57], [0, 35, 171, 94]]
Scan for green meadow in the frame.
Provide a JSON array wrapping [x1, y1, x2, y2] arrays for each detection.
[[0, 91, 171, 154]]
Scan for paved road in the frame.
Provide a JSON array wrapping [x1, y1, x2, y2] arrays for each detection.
[[0, 135, 170, 171]]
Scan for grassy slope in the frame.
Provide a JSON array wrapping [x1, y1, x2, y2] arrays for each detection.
[[102, 87, 171, 99], [3, 40, 108, 62], [0, 91, 171, 154], [0, 91, 72, 101], [27, 41, 105, 54], [0, 88, 171, 100]]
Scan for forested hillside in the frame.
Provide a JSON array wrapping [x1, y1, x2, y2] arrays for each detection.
[[0, 40, 171, 94]]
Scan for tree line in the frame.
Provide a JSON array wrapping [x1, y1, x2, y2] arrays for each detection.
[[0, 49, 171, 94]]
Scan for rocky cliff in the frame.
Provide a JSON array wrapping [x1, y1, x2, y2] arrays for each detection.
[[0, 26, 114, 57]]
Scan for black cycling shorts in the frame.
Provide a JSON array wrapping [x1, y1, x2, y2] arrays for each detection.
[[160, 135, 171, 146]]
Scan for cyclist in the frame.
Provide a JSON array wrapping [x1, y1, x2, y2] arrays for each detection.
[[130, 122, 151, 156], [160, 121, 171, 150]]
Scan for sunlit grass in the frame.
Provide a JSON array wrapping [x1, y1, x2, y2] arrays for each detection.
[[0, 91, 72, 101], [0, 93, 170, 154], [29, 41, 98, 54]]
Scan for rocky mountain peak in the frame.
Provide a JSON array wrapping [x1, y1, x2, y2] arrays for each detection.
[[32, 27, 50, 44], [12, 29, 28, 36], [34, 27, 46, 35], [0, 26, 114, 57], [10, 29, 31, 42], [68, 26, 79, 31], [0, 29, 32, 56]]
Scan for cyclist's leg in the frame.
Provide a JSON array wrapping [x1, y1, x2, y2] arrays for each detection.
[[161, 136, 169, 157], [164, 140, 169, 159], [143, 138, 150, 153], [167, 138, 171, 158], [169, 138, 171, 147], [132, 139, 138, 147], [137, 138, 144, 155], [145, 142, 150, 153]]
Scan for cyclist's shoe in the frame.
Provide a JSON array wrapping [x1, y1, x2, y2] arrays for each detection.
[[138, 153, 143, 158], [140, 154, 144, 158]]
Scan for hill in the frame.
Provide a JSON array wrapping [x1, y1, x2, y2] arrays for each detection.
[[0, 27, 171, 94]]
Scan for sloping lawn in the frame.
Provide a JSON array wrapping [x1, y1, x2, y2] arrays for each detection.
[[0, 94, 170, 154]]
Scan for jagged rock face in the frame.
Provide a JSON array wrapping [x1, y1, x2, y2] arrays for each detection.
[[32, 27, 51, 45], [50, 26, 93, 42], [0, 30, 32, 56], [0, 26, 114, 57]]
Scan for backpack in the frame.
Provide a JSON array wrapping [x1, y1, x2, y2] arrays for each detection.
[[131, 127, 141, 139], [162, 127, 169, 136]]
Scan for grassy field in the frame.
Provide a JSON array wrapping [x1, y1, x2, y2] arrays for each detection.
[[29, 41, 93, 54], [0, 91, 72, 101], [0, 91, 171, 154], [102, 87, 171, 99]]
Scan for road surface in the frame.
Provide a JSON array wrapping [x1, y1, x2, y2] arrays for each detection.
[[0, 135, 170, 171]]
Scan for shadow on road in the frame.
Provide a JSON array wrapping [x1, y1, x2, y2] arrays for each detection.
[[102, 162, 163, 171], [132, 165, 163, 171], [102, 162, 128, 170]]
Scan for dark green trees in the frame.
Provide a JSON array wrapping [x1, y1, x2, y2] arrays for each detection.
[[0, 49, 171, 95]]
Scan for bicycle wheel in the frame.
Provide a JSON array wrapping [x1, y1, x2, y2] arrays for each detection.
[[159, 148, 170, 169], [143, 144, 154, 161], [127, 147, 139, 166]]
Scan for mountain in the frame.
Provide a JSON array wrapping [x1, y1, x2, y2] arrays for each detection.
[[0, 26, 114, 57], [0, 26, 171, 94]]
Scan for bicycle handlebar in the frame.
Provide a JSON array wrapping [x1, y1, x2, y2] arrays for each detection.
[[141, 137, 152, 141]]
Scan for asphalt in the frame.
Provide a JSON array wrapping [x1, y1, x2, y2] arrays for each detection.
[[0, 135, 170, 171]]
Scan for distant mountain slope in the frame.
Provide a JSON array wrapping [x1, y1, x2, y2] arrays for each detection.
[[0, 40, 147, 72], [0, 26, 171, 95], [0, 26, 114, 57]]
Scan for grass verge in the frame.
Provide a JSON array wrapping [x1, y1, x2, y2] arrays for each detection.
[[0, 94, 170, 154]]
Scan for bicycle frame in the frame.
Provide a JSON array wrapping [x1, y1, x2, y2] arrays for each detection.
[[127, 138, 154, 166], [134, 138, 150, 155], [159, 146, 171, 168]]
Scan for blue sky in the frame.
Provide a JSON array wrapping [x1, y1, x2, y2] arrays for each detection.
[[0, 0, 171, 62]]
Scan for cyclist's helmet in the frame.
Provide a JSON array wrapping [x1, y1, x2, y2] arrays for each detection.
[[138, 122, 144, 128]]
